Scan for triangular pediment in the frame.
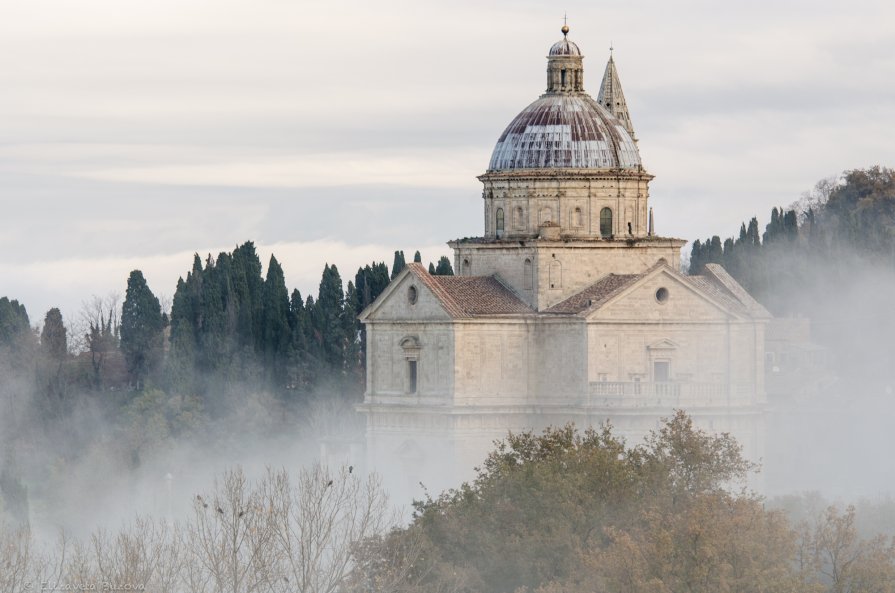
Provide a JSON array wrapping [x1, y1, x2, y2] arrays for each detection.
[[359, 265, 454, 323], [647, 338, 678, 350], [583, 264, 750, 322]]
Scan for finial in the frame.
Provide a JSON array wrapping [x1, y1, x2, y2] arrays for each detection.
[[562, 13, 569, 36], [610, 41, 614, 57]]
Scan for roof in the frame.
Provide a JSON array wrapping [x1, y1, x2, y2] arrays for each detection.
[[408, 264, 535, 318], [596, 55, 636, 140], [549, 37, 581, 56], [543, 263, 770, 319], [685, 276, 750, 316], [544, 273, 640, 314], [700, 264, 772, 318], [366, 263, 768, 323], [487, 94, 641, 171], [487, 29, 640, 172]]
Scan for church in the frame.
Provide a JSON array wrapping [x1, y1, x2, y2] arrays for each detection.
[[357, 25, 771, 494]]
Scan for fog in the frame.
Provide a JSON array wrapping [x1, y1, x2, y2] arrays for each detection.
[[4, 234, 895, 514], [765, 260, 895, 498], [3, 178, 895, 590]]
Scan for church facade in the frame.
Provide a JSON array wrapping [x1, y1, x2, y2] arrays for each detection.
[[358, 26, 771, 494]]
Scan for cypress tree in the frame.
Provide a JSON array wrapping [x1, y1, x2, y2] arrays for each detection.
[[747, 218, 761, 248], [343, 280, 363, 390], [391, 250, 406, 279], [304, 293, 322, 365], [316, 264, 347, 371], [231, 241, 264, 350], [39, 308, 67, 401], [260, 255, 291, 386], [0, 297, 30, 349], [120, 270, 164, 390], [413, 250, 422, 263], [40, 308, 67, 361], [200, 254, 228, 372], [689, 240, 703, 275], [707, 236, 723, 265], [286, 288, 312, 393], [168, 276, 198, 392], [354, 261, 391, 365], [783, 210, 799, 241], [763, 207, 782, 243], [428, 262, 436, 274], [434, 256, 454, 275]]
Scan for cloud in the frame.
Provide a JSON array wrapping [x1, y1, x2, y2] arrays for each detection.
[[74, 149, 488, 189], [2, 0, 894, 316]]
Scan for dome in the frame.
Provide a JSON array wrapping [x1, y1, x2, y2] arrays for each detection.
[[488, 94, 641, 171], [549, 37, 581, 56]]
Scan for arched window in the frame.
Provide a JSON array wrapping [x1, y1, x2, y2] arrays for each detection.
[[549, 260, 562, 289], [573, 207, 583, 227], [600, 207, 613, 238], [539, 207, 552, 225], [524, 258, 533, 290], [462, 258, 471, 275], [495, 208, 505, 236], [515, 206, 524, 229]]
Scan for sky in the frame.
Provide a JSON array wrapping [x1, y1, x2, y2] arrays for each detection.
[[2, 0, 893, 323]]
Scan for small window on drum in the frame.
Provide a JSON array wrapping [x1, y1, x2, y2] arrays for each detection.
[[496, 208, 505, 236], [600, 207, 613, 238], [524, 258, 533, 290], [407, 285, 418, 305]]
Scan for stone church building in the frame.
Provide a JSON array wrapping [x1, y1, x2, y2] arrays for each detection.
[[358, 26, 771, 494]]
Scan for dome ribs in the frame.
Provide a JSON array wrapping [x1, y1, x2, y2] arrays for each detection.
[[486, 31, 640, 172], [488, 95, 638, 171]]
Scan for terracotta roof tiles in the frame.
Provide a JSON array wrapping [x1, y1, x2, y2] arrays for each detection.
[[407, 263, 534, 318], [544, 273, 641, 314]]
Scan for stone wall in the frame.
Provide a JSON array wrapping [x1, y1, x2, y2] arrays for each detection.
[[452, 238, 685, 309], [478, 170, 652, 239]]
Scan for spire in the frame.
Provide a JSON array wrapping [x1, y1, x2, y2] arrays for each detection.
[[597, 52, 636, 141]]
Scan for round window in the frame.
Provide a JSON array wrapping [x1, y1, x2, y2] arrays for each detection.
[[655, 287, 669, 303], [408, 285, 418, 305]]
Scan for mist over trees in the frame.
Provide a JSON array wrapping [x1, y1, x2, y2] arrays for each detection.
[[3, 167, 894, 590], [0, 463, 405, 593], [0, 240, 444, 532], [356, 414, 895, 593], [3, 414, 892, 593], [688, 166, 895, 386], [0, 239, 438, 415], [689, 166, 895, 309]]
